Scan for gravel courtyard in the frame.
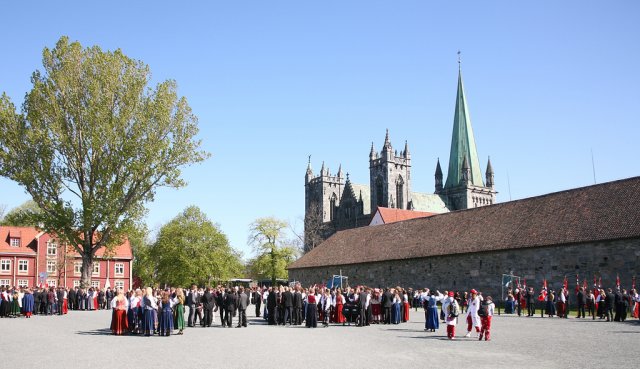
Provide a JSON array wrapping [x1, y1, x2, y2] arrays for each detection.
[[2, 308, 638, 369]]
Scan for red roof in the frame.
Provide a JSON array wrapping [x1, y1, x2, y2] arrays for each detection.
[[374, 207, 436, 224], [0, 226, 40, 255]]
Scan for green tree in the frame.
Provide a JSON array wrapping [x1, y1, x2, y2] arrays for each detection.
[[0, 200, 42, 226], [152, 206, 242, 287], [248, 217, 298, 284], [0, 37, 208, 288], [130, 224, 156, 287]]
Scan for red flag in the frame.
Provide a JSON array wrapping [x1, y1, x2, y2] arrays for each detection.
[[563, 275, 568, 291], [523, 278, 527, 289], [582, 279, 587, 290], [616, 274, 620, 288]]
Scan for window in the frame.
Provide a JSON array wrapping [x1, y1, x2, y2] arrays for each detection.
[[47, 241, 57, 256], [92, 263, 100, 276], [329, 194, 337, 221], [73, 280, 80, 288], [375, 177, 384, 207], [46, 260, 56, 273], [0, 279, 10, 286], [114, 263, 124, 276], [17, 279, 28, 288], [74, 263, 82, 276], [91, 280, 100, 288], [396, 176, 404, 210], [46, 279, 56, 287], [115, 280, 124, 290], [10, 238, 20, 247], [18, 260, 28, 274], [1, 260, 11, 273]]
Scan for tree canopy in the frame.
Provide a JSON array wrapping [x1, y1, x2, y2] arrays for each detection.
[[151, 206, 243, 287], [0, 200, 42, 226], [248, 217, 299, 284], [0, 36, 208, 287]]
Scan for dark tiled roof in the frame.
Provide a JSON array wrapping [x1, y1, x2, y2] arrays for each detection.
[[289, 176, 640, 269]]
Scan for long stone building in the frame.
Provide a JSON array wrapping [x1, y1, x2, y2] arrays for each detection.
[[304, 65, 496, 246], [289, 176, 640, 299]]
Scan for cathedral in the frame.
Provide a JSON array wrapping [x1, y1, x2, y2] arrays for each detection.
[[304, 66, 497, 244]]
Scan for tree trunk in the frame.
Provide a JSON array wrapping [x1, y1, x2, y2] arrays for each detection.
[[80, 252, 93, 289], [270, 248, 276, 286]]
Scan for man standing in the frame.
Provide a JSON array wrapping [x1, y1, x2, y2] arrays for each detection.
[[252, 287, 262, 318], [187, 284, 199, 327], [293, 286, 303, 325], [237, 287, 249, 327], [224, 288, 237, 328], [382, 288, 393, 324], [282, 286, 293, 325], [443, 291, 459, 340], [605, 288, 615, 322], [576, 287, 586, 318], [68, 287, 76, 311], [201, 287, 215, 327], [267, 287, 277, 325], [358, 287, 368, 327]]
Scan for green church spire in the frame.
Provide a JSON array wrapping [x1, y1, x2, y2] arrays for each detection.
[[444, 62, 484, 189]]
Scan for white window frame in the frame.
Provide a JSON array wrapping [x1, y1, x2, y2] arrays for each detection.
[[0, 279, 10, 286], [18, 260, 28, 274], [0, 259, 11, 273], [73, 280, 80, 288], [91, 280, 100, 289], [92, 262, 100, 276], [17, 279, 28, 288], [47, 241, 57, 256], [115, 280, 124, 290], [74, 262, 82, 276], [114, 263, 124, 276], [47, 279, 56, 287], [10, 238, 20, 247], [46, 260, 56, 273]]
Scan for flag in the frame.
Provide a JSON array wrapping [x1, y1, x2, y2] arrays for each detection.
[[598, 277, 602, 288], [523, 278, 527, 289], [582, 279, 588, 290], [563, 275, 568, 291], [616, 274, 620, 288]]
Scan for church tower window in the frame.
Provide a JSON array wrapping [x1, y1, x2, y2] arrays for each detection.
[[396, 176, 404, 210], [376, 177, 384, 207]]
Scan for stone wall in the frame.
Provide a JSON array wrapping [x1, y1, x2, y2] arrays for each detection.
[[289, 238, 640, 304]]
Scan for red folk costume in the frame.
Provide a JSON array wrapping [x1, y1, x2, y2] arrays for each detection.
[[110, 297, 129, 335], [336, 294, 345, 324]]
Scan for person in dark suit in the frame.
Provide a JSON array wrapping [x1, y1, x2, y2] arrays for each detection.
[[224, 288, 237, 328], [201, 287, 215, 327], [282, 287, 294, 325], [32, 288, 41, 315], [358, 287, 368, 326], [604, 288, 615, 322], [576, 287, 586, 318], [614, 288, 624, 321], [215, 288, 226, 327], [251, 287, 262, 317], [525, 287, 536, 317], [67, 288, 76, 311], [267, 287, 277, 325], [293, 287, 303, 325], [237, 287, 249, 327], [186, 285, 199, 327], [382, 288, 393, 324], [56, 287, 65, 315]]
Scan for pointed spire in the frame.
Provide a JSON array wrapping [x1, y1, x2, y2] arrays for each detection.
[[404, 140, 410, 158], [444, 61, 485, 188], [460, 155, 471, 185], [382, 129, 392, 152], [435, 158, 443, 193], [305, 156, 313, 183], [337, 164, 344, 178], [369, 142, 376, 161], [320, 161, 325, 176], [486, 156, 494, 188]]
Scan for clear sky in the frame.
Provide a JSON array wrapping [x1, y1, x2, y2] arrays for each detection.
[[1, 1, 639, 258]]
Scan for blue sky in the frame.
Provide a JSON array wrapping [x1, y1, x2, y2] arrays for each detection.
[[1, 1, 639, 258]]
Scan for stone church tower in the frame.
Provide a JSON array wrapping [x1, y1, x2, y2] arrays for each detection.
[[304, 62, 496, 249], [369, 130, 412, 210], [435, 65, 497, 210]]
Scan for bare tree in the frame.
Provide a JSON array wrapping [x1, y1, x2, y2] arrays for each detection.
[[0, 204, 6, 222], [302, 202, 330, 253]]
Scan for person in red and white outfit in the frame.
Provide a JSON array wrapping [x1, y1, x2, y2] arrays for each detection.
[[479, 296, 495, 341], [465, 289, 482, 338], [442, 291, 459, 340]]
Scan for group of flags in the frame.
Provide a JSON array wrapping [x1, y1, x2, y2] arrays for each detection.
[[529, 274, 637, 294]]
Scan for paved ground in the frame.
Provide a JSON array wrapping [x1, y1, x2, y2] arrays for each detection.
[[1, 308, 638, 369]]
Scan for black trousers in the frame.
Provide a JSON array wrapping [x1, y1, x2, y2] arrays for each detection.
[[238, 309, 247, 327], [294, 307, 302, 325], [283, 307, 292, 325], [255, 301, 261, 317], [225, 309, 234, 327], [267, 306, 276, 325], [220, 308, 227, 326], [57, 301, 63, 315], [203, 308, 213, 326], [188, 305, 196, 326], [358, 306, 367, 326], [383, 307, 391, 324], [527, 303, 535, 316], [606, 306, 614, 321], [577, 304, 586, 318], [587, 303, 595, 319]]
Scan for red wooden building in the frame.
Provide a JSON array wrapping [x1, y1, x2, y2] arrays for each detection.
[[0, 226, 133, 290]]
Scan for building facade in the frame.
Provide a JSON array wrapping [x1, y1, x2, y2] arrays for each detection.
[[304, 66, 496, 246], [0, 226, 133, 290]]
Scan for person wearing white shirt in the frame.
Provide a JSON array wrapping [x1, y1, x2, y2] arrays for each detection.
[[442, 291, 459, 340], [110, 289, 129, 335], [478, 296, 495, 341], [465, 289, 482, 338]]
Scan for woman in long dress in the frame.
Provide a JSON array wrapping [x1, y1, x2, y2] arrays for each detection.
[[370, 289, 381, 324], [11, 290, 21, 317], [142, 287, 158, 336], [159, 291, 175, 336], [87, 288, 95, 311], [425, 290, 443, 332], [402, 289, 410, 322], [305, 287, 317, 328], [173, 288, 185, 335], [335, 288, 345, 324], [22, 289, 34, 318], [110, 289, 129, 335], [391, 290, 401, 324]]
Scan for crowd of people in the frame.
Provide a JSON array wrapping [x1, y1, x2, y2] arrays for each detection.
[[3, 282, 639, 341]]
